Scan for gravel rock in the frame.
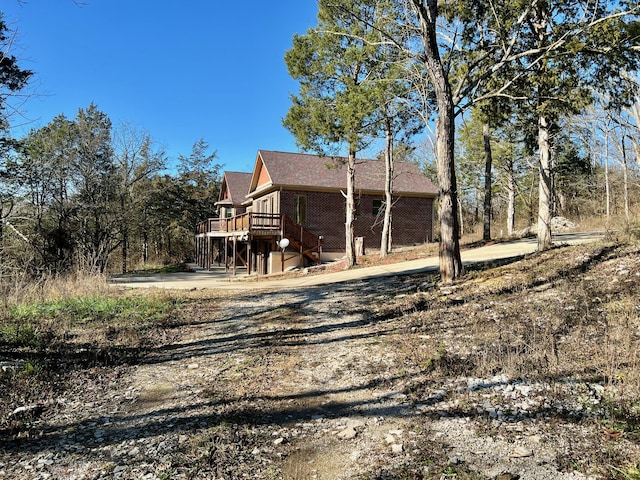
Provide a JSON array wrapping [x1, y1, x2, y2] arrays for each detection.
[[2, 260, 638, 479]]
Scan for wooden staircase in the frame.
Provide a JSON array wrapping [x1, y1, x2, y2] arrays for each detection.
[[282, 215, 322, 265]]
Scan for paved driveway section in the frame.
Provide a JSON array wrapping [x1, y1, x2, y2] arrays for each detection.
[[109, 232, 604, 291]]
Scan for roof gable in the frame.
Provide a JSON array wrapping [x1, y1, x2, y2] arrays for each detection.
[[217, 171, 252, 205], [247, 150, 437, 197], [248, 152, 274, 195]]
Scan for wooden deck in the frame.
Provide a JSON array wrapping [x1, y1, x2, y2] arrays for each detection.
[[196, 213, 282, 236], [195, 212, 322, 274]]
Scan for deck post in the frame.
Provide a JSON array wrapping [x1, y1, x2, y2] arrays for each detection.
[[224, 236, 229, 272], [232, 236, 237, 276], [206, 237, 211, 270], [196, 236, 200, 267]]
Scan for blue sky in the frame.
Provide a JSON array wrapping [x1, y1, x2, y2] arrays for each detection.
[[3, 1, 319, 172]]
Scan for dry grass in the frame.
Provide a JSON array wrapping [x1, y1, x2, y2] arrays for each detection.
[[394, 242, 640, 425], [283, 445, 351, 480], [0, 270, 110, 307], [2, 239, 640, 479]]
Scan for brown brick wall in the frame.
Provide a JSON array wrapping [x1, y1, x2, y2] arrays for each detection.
[[280, 190, 433, 252]]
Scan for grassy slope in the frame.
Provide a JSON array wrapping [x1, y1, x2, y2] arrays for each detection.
[[1, 241, 639, 478]]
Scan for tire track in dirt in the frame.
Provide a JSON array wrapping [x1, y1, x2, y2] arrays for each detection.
[[125, 279, 416, 478]]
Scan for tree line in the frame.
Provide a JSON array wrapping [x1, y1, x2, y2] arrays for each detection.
[[2, 4, 640, 282], [0, 14, 223, 277], [1, 105, 221, 276], [283, 0, 640, 281], [454, 96, 640, 237]]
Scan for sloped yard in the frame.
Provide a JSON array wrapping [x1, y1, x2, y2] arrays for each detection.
[[1, 242, 639, 479]]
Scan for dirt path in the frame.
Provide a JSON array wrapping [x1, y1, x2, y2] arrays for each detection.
[[5, 261, 625, 479]]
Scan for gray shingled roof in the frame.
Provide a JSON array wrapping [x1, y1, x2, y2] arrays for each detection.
[[251, 150, 438, 196]]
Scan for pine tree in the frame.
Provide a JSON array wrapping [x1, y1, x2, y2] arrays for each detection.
[[284, 0, 385, 268], [0, 13, 32, 261]]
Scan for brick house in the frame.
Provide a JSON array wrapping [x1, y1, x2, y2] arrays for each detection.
[[195, 150, 437, 274]]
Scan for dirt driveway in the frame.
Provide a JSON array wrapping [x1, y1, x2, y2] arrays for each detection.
[[5, 231, 638, 480], [110, 232, 605, 291]]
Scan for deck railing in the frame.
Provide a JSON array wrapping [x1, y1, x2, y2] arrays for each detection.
[[283, 215, 319, 251], [197, 213, 282, 235], [196, 212, 322, 268], [197, 218, 222, 234]]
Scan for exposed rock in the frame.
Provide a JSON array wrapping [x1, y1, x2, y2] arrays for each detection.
[[1, 360, 26, 372], [391, 443, 403, 454], [509, 446, 534, 458], [514, 216, 576, 237], [9, 405, 43, 419], [551, 216, 577, 231], [495, 474, 520, 480], [337, 427, 357, 440]]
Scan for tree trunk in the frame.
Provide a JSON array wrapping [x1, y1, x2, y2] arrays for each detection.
[[142, 229, 149, 264], [411, 0, 463, 283], [344, 149, 357, 269], [437, 96, 464, 282], [482, 122, 493, 241], [531, 3, 553, 251], [0, 202, 3, 271], [121, 194, 128, 274], [605, 125, 611, 220], [631, 136, 640, 166], [537, 114, 553, 251], [506, 159, 516, 236], [121, 228, 128, 274], [622, 135, 630, 226], [380, 120, 393, 258], [458, 197, 464, 238]]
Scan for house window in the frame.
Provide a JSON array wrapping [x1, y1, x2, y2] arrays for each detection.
[[373, 199, 384, 216], [294, 195, 307, 225]]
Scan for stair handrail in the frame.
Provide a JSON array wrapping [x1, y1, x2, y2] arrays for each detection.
[[282, 214, 321, 263]]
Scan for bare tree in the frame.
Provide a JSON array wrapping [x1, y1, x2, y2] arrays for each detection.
[[112, 122, 166, 273]]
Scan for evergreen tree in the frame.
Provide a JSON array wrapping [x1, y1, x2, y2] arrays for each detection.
[[406, 0, 464, 281], [0, 13, 32, 261], [72, 103, 118, 272], [284, 0, 385, 268], [175, 139, 222, 235], [18, 115, 77, 270]]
